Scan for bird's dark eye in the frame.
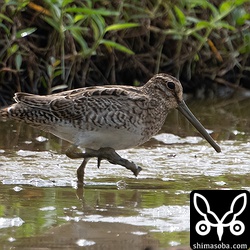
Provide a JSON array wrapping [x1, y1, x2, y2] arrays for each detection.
[[167, 82, 175, 90]]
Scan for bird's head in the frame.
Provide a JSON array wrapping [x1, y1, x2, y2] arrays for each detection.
[[145, 73, 221, 153]]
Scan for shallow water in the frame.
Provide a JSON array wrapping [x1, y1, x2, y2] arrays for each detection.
[[0, 98, 250, 249]]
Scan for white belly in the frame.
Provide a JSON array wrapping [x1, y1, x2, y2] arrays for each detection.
[[49, 126, 143, 150]]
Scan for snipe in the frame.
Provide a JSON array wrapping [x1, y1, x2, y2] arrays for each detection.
[[0, 74, 221, 184]]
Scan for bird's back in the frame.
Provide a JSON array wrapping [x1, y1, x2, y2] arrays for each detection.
[[0, 84, 169, 149]]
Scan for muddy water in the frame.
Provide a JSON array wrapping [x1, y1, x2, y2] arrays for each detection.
[[0, 97, 250, 249]]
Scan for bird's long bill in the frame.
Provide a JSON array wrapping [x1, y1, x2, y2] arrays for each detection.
[[177, 101, 221, 153]]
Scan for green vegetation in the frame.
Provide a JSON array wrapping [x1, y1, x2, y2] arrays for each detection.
[[0, 0, 250, 104]]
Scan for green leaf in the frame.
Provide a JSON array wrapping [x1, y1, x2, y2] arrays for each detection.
[[70, 28, 88, 52], [8, 44, 19, 56], [43, 16, 61, 32], [91, 15, 105, 39], [195, 19, 235, 31], [186, 16, 201, 24], [235, 0, 249, 6], [239, 33, 250, 53], [105, 23, 139, 32], [195, 21, 214, 29], [219, 1, 234, 15], [236, 13, 250, 26], [51, 84, 68, 93], [100, 39, 134, 54], [0, 13, 13, 23], [15, 53, 22, 71], [0, 23, 10, 34], [16, 28, 37, 38], [53, 69, 63, 79], [62, 0, 73, 8], [65, 7, 119, 16], [215, 21, 235, 30], [188, 0, 219, 17], [74, 14, 86, 23], [47, 2, 61, 19], [66, 25, 88, 33], [233, 7, 250, 26], [174, 6, 186, 25]]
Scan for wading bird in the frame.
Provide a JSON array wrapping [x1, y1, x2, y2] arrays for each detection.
[[0, 74, 221, 184]]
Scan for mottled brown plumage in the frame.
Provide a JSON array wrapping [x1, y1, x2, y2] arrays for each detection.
[[0, 74, 221, 184]]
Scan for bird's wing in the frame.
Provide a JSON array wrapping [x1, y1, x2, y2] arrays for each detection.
[[49, 86, 148, 123], [14, 86, 149, 123]]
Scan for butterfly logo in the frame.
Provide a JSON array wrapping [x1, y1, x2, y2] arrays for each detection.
[[193, 193, 247, 241]]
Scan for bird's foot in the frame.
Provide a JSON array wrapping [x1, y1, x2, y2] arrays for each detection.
[[66, 146, 142, 180], [95, 147, 142, 177]]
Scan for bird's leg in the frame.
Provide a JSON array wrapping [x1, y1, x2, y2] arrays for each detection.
[[76, 158, 90, 185], [65, 145, 86, 159], [66, 146, 92, 185], [66, 146, 142, 183], [95, 147, 142, 177]]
